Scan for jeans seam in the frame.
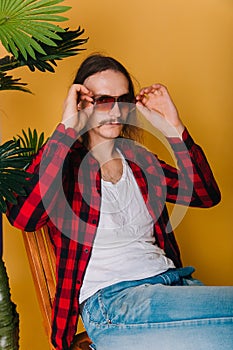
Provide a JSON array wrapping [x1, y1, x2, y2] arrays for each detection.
[[98, 290, 111, 323], [87, 316, 233, 329]]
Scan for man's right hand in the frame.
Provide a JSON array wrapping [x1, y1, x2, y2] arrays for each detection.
[[61, 84, 94, 133]]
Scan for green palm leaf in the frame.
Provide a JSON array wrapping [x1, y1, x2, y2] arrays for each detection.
[[0, 0, 71, 60], [14, 128, 47, 155], [0, 27, 88, 73], [0, 139, 33, 213], [0, 71, 31, 92]]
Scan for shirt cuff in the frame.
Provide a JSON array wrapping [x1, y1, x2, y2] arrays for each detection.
[[167, 127, 195, 152], [50, 123, 78, 146]]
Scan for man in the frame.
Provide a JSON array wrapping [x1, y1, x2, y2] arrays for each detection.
[[7, 55, 232, 350]]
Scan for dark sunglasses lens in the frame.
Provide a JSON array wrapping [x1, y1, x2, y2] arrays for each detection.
[[95, 96, 115, 104], [118, 94, 132, 103], [118, 95, 136, 113], [95, 96, 115, 111]]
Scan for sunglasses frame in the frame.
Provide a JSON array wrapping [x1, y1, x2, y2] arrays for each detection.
[[91, 93, 136, 112]]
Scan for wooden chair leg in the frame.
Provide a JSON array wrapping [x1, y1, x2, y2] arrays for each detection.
[[70, 331, 92, 350]]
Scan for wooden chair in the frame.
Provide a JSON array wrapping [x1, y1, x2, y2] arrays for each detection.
[[22, 226, 92, 350]]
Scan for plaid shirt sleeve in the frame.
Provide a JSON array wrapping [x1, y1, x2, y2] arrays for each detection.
[[162, 128, 221, 207], [6, 123, 78, 231]]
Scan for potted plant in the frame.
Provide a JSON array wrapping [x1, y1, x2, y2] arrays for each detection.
[[0, 139, 33, 349], [0, 1, 88, 348]]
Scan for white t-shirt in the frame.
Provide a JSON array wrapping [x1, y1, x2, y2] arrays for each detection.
[[79, 151, 175, 304]]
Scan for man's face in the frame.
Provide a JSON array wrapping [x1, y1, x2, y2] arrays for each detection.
[[83, 69, 131, 147]]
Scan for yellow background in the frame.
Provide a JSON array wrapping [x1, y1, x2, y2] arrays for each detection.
[[0, 0, 232, 349]]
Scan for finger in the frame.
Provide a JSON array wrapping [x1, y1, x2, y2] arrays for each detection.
[[79, 94, 94, 102], [136, 89, 153, 104], [136, 93, 146, 101], [138, 86, 153, 96], [151, 89, 162, 96], [72, 83, 91, 94], [69, 84, 93, 105], [78, 97, 94, 113], [151, 84, 168, 94], [151, 83, 163, 89]]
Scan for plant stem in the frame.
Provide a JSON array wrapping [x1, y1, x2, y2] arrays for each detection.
[[0, 214, 2, 258]]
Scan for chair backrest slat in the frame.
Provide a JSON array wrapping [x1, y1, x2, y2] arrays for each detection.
[[22, 226, 91, 349], [22, 227, 54, 336]]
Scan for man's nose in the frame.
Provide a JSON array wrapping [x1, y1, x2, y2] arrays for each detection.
[[109, 102, 121, 118]]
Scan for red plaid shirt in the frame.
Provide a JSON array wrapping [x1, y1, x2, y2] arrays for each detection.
[[6, 124, 220, 349]]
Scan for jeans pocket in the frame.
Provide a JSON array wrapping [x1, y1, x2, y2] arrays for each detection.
[[82, 291, 110, 326]]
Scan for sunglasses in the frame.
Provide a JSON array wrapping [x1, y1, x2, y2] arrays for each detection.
[[91, 93, 136, 112]]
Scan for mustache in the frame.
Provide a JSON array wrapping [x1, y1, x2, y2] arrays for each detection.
[[98, 118, 124, 126]]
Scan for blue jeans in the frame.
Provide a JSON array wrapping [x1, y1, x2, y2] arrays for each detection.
[[80, 267, 233, 350]]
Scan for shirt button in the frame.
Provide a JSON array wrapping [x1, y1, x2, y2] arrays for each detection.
[[84, 248, 89, 253], [92, 219, 97, 224]]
